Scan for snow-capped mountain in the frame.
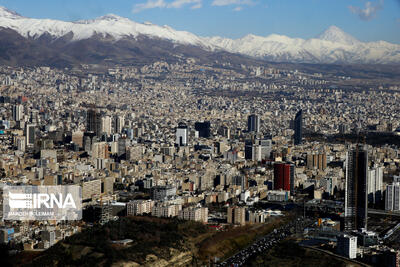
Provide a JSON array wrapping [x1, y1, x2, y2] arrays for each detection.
[[0, 6, 210, 47], [205, 26, 400, 64], [316, 26, 360, 45], [0, 6, 399, 65]]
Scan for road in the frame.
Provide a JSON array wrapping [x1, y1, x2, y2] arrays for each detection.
[[368, 209, 400, 217], [217, 217, 314, 267]]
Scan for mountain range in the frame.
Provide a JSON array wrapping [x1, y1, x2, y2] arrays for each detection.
[[0, 6, 399, 66]]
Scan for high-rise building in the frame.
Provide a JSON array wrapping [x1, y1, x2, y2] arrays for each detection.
[[71, 130, 84, 148], [113, 115, 125, 134], [12, 104, 24, 122], [318, 153, 327, 170], [273, 163, 295, 195], [258, 138, 272, 160], [337, 235, 357, 259], [82, 179, 102, 200], [87, 109, 101, 136], [127, 200, 155, 216], [345, 145, 368, 231], [307, 153, 327, 170], [117, 137, 128, 157], [178, 206, 208, 223], [218, 126, 230, 139], [41, 230, 56, 247], [151, 203, 182, 218], [176, 123, 188, 146], [339, 124, 350, 134], [25, 124, 36, 147], [101, 115, 112, 135], [320, 177, 334, 195], [15, 136, 26, 152], [245, 138, 270, 162], [194, 121, 211, 138], [91, 142, 109, 159], [294, 109, 303, 145], [227, 206, 246, 225], [151, 185, 177, 200], [245, 140, 254, 160], [232, 176, 248, 191], [367, 166, 383, 204], [247, 114, 260, 133], [385, 183, 400, 211]]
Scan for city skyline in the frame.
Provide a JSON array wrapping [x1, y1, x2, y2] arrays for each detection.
[[0, 1, 399, 266], [0, 48, 399, 265], [0, 0, 399, 43]]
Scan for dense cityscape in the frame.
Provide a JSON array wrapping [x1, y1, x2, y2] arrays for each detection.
[[0, 60, 399, 266], [0, 1, 399, 266]]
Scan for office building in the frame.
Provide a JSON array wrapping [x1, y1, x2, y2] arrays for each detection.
[[114, 115, 125, 134], [176, 123, 188, 146], [337, 235, 357, 259], [245, 140, 254, 160], [294, 109, 303, 145], [218, 126, 230, 139], [25, 124, 36, 147], [87, 109, 101, 136], [194, 121, 211, 138], [247, 114, 260, 133], [117, 137, 128, 157], [274, 162, 295, 195], [101, 115, 112, 135], [345, 145, 368, 231], [245, 139, 269, 162], [12, 104, 24, 122], [258, 138, 272, 160]]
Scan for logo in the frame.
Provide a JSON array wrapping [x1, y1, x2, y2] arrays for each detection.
[[8, 192, 33, 209], [3, 186, 82, 221], [9, 192, 77, 209]]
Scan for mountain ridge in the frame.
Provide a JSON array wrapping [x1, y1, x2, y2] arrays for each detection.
[[0, 6, 399, 65]]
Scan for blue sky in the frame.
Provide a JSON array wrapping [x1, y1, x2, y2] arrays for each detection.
[[0, 0, 399, 43]]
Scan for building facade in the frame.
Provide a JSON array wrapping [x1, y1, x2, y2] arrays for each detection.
[[274, 162, 295, 195], [294, 109, 302, 145], [345, 145, 368, 231]]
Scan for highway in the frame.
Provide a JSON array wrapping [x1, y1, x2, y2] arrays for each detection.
[[217, 217, 314, 267], [215, 206, 400, 266], [368, 209, 400, 217], [260, 200, 400, 218]]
